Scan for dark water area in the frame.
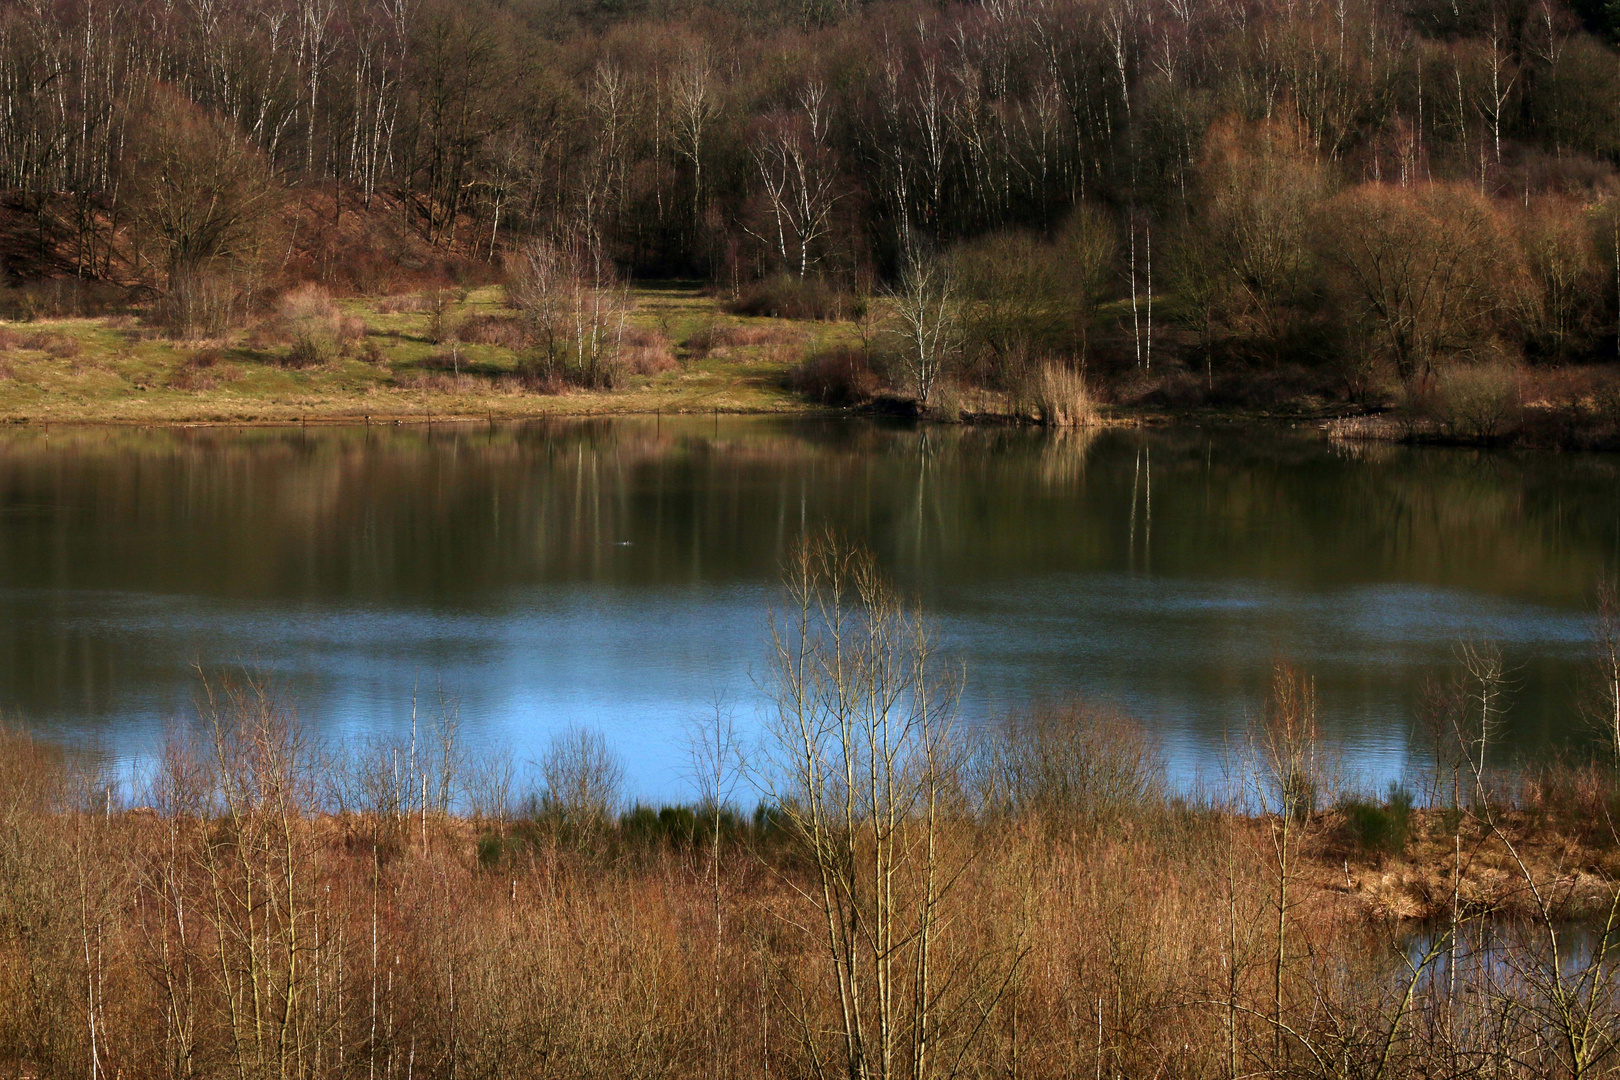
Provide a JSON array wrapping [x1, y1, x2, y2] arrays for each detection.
[[0, 417, 1613, 798]]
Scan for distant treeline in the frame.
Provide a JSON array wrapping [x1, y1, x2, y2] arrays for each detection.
[[6, 0, 1620, 392]]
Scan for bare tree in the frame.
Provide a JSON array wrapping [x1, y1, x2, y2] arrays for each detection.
[[537, 726, 624, 832], [747, 82, 842, 280], [759, 532, 1016, 1080], [1515, 197, 1602, 363], [123, 86, 278, 337], [1247, 659, 1322, 1069], [1320, 182, 1517, 382], [506, 232, 632, 387], [671, 49, 714, 237], [687, 701, 744, 1080], [887, 245, 960, 408]]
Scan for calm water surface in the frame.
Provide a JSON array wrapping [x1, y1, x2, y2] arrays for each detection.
[[0, 417, 1613, 798]]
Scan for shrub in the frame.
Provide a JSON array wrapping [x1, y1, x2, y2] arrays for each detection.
[[972, 701, 1166, 824], [1114, 366, 1207, 408], [725, 275, 856, 321], [167, 351, 221, 391], [929, 379, 964, 421], [394, 370, 481, 393], [787, 347, 879, 405], [282, 337, 324, 368], [420, 348, 470, 373], [618, 804, 701, 848], [1432, 359, 1523, 442], [689, 322, 804, 358], [475, 831, 504, 868], [155, 272, 240, 339], [0, 280, 131, 321], [953, 232, 1074, 366], [511, 367, 568, 395], [615, 340, 673, 378], [375, 293, 430, 315], [276, 283, 354, 366], [620, 328, 679, 376], [528, 727, 625, 847], [4, 331, 85, 359], [1338, 784, 1414, 858]]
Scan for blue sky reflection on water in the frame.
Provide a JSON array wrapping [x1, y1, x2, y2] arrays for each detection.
[[5, 574, 1595, 801], [0, 419, 1612, 802]]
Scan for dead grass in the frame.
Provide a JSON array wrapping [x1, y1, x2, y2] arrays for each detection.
[[374, 292, 432, 314], [0, 705, 1614, 1080], [455, 312, 527, 348], [620, 326, 679, 375]]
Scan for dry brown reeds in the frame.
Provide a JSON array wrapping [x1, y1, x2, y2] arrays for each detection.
[[455, 313, 527, 349], [1018, 361, 1097, 426], [619, 326, 679, 375], [0, 707, 1614, 1080]]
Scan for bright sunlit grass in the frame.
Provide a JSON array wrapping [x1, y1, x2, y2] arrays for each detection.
[[0, 283, 856, 424]]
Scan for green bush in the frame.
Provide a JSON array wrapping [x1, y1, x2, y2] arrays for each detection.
[[475, 831, 504, 868], [618, 803, 700, 847], [1339, 783, 1414, 857]]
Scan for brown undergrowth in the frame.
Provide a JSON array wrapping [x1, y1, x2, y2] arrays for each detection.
[[2, 725, 1619, 1079], [2, 544, 1620, 1079]]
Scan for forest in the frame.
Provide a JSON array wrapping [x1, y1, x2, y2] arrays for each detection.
[[4, 0, 1620, 427]]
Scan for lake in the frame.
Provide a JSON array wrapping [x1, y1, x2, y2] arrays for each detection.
[[0, 416, 1612, 800]]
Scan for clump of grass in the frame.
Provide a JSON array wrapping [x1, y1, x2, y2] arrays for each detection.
[[1021, 361, 1096, 426], [0, 328, 84, 358], [620, 327, 678, 375], [457, 313, 527, 349]]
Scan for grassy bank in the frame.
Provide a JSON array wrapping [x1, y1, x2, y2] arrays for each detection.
[[7, 280, 1618, 453], [0, 284, 843, 425]]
